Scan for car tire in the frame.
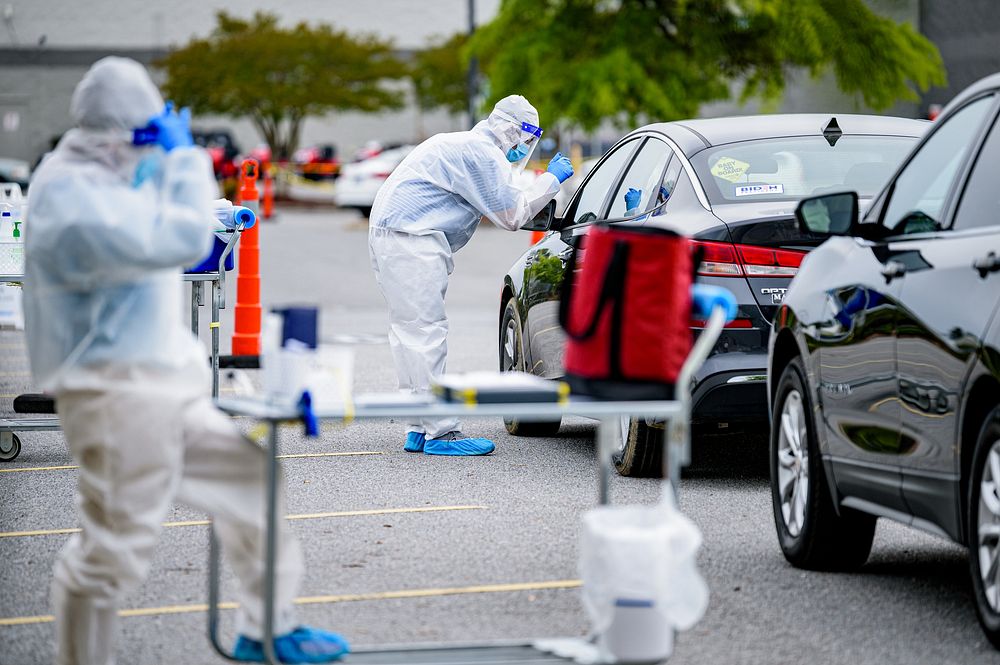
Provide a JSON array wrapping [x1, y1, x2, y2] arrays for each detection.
[[613, 416, 663, 478], [967, 406, 1000, 648], [770, 357, 876, 570], [360, 206, 373, 218], [499, 298, 561, 437]]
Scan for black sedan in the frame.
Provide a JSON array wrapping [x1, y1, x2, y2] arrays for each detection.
[[768, 73, 1000, 646], [500, 113, 925, 476]]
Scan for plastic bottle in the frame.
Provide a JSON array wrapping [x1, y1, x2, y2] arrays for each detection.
[[0, 203, 24, 274]]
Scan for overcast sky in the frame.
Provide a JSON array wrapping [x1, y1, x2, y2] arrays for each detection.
[[0, 0, 502, 50]]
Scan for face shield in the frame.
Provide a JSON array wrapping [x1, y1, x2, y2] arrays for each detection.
[[502, 117, 544, 173]]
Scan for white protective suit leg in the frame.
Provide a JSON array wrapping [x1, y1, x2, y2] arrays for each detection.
[[52, 361, 302, 664], [369, 227, 459, 439]]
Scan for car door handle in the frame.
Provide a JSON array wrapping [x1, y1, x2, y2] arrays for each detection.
[[974, 252, 1000, 278], [880, 260, 907, 283]]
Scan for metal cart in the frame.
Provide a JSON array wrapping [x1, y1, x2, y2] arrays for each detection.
[[0, 226, 244, 462], [209, 306, 728, 665]]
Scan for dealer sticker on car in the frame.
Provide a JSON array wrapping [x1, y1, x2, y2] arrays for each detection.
[[735, 184, 784, 197]]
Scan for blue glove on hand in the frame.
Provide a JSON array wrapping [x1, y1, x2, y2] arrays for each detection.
[[150, 101, 194, 152], [546, 152, 574, 183], [624, 187, 642, 211]]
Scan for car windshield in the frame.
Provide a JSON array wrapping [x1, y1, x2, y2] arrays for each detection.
[[692, 136, 917, 204]]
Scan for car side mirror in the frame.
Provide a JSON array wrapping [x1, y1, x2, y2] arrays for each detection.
[[795, 191, 859, 237], [521, 199, 556, 232]]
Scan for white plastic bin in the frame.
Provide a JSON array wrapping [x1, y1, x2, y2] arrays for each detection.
[[580, 485, 708, 663]]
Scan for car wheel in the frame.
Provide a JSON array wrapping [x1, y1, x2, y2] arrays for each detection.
[[499, 298, 561, 437], [770, 357, 875, 570], [968, 406, 1000, 648], [613, 416, 663, 477]]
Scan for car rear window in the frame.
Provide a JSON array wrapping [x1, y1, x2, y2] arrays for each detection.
[[692, 136, 917, 204]]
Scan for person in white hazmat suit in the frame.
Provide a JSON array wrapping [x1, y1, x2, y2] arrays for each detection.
[[369, 95, 574, 456], [24, 57, 349, 664]]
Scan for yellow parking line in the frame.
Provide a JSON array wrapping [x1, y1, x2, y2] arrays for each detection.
[[0, 580, 582, 626], [0, 504, 486, 538], [0, 464, 77, 474], [0, 451, 383, 474], [277, 451, 382, 460]]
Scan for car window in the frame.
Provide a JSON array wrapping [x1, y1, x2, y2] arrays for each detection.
[[953, 114, 1000, 231], [570, 139, 640, 225], [881, 95, 994, 235], [656, 158, 684, 212], [607, 138, 673, 219]]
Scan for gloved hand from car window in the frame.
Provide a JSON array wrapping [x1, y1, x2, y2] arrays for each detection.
[[624, 188, 642, 211], [150, 101, 194, 152], [546, 152, 574, 183]]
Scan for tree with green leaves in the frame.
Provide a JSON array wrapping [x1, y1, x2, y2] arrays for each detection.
[[159, 12, 406, 159], [410, 33, 470, 118], [468, 0, 946, 131]]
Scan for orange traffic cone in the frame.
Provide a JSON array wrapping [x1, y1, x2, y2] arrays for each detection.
[[232, 159, 262, 356]]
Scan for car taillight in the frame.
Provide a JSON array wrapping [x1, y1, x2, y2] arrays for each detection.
[[693, 240, 806, 278], [373, 171, 392, 179]]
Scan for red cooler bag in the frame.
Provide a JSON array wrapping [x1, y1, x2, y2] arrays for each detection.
[[559, 224, 692, 400]]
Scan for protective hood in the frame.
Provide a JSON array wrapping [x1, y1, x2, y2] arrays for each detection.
[[485, 95, 539, 152], [480, 95, 542, 173], [52, 128, 158, 185], [71, 57, 164, 132]]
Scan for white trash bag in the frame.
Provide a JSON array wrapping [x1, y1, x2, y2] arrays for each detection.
[[580, 482, 708, 663]]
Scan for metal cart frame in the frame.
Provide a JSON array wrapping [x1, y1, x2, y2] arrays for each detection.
[[0, 226, 243, 461], [209, 307, 728, 664]]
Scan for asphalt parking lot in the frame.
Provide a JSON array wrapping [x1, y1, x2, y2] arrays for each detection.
[[0, 208, 996, 664]]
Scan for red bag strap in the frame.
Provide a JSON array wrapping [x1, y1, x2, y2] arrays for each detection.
[[558, 234, 630, 342]]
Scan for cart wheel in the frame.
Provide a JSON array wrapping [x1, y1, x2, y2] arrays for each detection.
[[0, 432, 21, 462]]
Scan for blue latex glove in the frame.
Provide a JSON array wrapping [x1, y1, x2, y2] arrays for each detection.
[[624, 188, 642, 211], [149, 101, 193, 152], [691, 284, 738, 322], [546, 152, 574, 183]]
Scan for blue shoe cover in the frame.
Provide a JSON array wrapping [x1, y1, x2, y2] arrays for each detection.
[[424, 431, 495, 456], [234, 626, 350, 663], [404, 431, 426, 453]]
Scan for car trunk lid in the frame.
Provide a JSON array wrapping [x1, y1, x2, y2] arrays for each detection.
[[696, 203, 832, 322]]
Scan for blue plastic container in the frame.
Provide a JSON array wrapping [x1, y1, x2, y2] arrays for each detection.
[[186, 232, 235, 274]]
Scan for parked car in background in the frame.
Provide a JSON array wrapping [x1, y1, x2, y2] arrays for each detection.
[[768, 73, 1000, 647], [335, 145, 414, 217], [293, 144, 340, 181], [0, 158, 31, 191], [501, 113, 926, 476], [192, 129, 240, 180]]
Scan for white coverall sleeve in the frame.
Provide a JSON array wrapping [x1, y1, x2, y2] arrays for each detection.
[[454, 149, 561, 231], [44, 147, 216, 284]]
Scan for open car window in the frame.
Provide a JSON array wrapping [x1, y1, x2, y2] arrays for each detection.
[[607, 138, 673, 219], [568, 139, 641, 225]]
